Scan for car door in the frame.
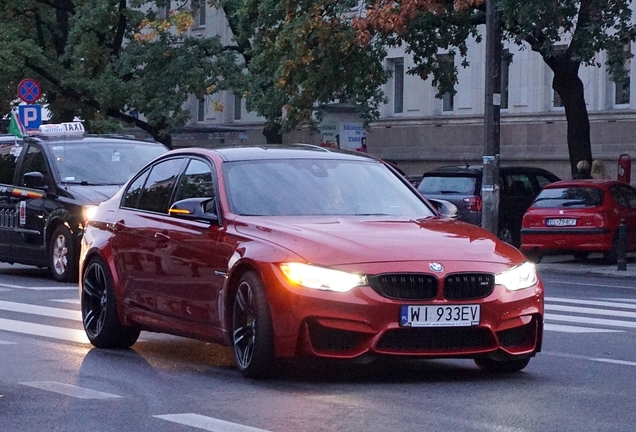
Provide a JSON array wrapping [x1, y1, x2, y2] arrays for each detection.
[[499, 170, 535, 246], [0, 142, 23, 259], [610, 184, 636, 249], [156, 157, 226, 328], [112, 157, 186, 313]]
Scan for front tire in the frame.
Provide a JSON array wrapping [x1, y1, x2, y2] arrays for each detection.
[[81, 257, 139, 348], [232, 271, 276, 378], [49, 225, 78, 282], [474, 356, 531, 373]]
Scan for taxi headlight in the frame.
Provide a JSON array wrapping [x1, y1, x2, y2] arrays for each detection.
[[82, 205, 98, 222], [495, 262, 537, 291], [279, 262, 366, 292]]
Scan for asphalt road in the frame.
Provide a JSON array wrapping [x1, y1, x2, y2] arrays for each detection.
[[1, 261, 636, 432]]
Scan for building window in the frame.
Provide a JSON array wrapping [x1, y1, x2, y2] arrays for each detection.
[[439, 54, 454, 112], [159, 0, 171, 19], [234, 94, 242, 120], [501, 50, 510, 109], [391, 58, 404, 114], [198, 4, 206, 26], [198, 98, 205, 122], [614, 44, 631, 105]]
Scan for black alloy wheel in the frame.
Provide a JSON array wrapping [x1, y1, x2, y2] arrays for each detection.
[[81, 257, 139, 348], [50, 225, 78, 282], [232, 271, 276, 378]]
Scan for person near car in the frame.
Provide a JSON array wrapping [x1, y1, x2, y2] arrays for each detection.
[[591, 159, 610, 179], [573, 160, 592, 179]]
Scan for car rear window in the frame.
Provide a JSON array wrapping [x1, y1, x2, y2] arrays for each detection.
[[418, 176, 477, 195], [532, 187, 604, 208]]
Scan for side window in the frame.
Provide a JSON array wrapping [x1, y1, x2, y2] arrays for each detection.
[[0, 144, 21, 184], [173, 159, 215, 204], [506, 174, 533, 197], [536, 174, 554, 192], [137, 158, 186, 213], [20, 145, 51, 185], [122, 169, 150, 209], [613, 185, 636, 208]]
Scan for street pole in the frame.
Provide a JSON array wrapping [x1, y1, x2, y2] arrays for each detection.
[[482, 0, 501, 237]]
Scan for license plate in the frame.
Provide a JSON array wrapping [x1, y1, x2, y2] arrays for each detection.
[[400, 305, 480, 327], [546, 218, 576, 227]]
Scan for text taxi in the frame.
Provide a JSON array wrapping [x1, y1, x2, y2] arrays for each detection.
[[0, 122, 167, 281]]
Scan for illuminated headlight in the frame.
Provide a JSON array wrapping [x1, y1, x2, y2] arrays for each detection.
[[82, 205, 98, 222], [279, 263, 366, 292], [495, 262, 537, 291]]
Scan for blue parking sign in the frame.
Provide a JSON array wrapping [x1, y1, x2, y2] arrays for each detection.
[[19, 105, 42, 130]]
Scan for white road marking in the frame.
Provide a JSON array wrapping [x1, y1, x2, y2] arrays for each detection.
[[0, 300, 81, 321], [544, 323, 621, 333], [0, 318, 89, 343], [50, 299, 80, 305], [546, 297, 636, 310], [0, 340, 17, 344], [546, 313, 636, 329], [20, 382, 121, 399], [541, 280, 636, 290], [154, 414, 270, 432], [0, 283, 76, 291], [544, 351, 636, 367], [546, 304, 636, 319]]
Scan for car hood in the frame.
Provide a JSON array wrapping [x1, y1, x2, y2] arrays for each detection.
[[61, 184, 122, 204], [234, 216, 520, 265]]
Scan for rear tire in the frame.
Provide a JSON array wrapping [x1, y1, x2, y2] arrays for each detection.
[[474, 356, 531, 373], [81, 257, 140, 348], [49, 225, 78, 282], [525, 251, 542, 264], [232, 271, 276, 379], [497, 225, 515, 246]]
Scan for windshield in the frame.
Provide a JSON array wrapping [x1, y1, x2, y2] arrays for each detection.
[[532, 187, 604, 208], [224, 158, 435, 218], [418, 175, 477, 194], [50, 140, 167, 185]]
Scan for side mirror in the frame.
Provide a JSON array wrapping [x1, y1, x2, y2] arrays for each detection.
[[428, 198, 459, 219], [23, 172, 47, 190], [168, 197, 219, 223]]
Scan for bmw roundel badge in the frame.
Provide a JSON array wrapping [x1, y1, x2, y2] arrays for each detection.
[[429, 262, 444, 272]]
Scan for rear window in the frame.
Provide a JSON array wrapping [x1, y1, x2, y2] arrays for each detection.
[[418, 176, 477, 195], [532, 187, 604, 208]]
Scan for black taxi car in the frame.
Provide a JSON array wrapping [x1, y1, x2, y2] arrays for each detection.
[[0, 122, 167, 281]]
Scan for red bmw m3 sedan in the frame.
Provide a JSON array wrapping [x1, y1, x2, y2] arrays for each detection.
[[79, 145, 543, 378]]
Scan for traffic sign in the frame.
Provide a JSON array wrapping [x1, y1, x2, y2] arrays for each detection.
[[19, 105, 42, 130], [17, 78, 42, 103]]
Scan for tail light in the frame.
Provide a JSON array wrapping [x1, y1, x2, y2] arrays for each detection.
[[463, 196, 482, 211], [522, 212, 542, 227], [592, 212, 606, 227]]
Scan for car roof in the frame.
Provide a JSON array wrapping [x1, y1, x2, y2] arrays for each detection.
[[165, 144, 378, 163], [24, 135, 164, 146], [422, 165, 560, 177], [543, 179, 622, 189]]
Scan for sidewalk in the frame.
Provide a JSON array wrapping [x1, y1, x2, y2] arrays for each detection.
[[536, 253, 636, 278]]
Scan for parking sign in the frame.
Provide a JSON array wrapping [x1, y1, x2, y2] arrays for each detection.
[[19, 105, 42, 130]]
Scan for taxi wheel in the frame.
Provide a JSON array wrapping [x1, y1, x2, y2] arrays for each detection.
[[474, 356, 531, 373], [81, 257, 140, 348], [49, 225, 78, 282], [232, 271, 276, 378]]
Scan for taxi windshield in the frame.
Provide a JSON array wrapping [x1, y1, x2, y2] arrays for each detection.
[[49, 140, 166, 185]]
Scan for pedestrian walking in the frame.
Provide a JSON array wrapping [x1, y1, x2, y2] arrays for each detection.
[[591, 159, 610, 179]]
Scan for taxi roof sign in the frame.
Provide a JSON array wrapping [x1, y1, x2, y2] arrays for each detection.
[[39, 122, 85, 137]]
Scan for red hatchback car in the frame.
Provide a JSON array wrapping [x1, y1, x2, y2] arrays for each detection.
[[79, 145, 544, 378], [521, 179, 636, 263]]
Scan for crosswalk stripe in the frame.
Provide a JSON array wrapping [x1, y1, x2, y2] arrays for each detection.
[[0, 318, 89, 343], [154, 414, 270, 432], [0, 300, 81, 321], [546, 313, 636, 329], [0, 283, 77, 291], [546, 304, 636, 319], [20, 382, 121, 399], [546, 297, 636, 310], [51, 299, 81, 305], [544, 323, 621, 333]]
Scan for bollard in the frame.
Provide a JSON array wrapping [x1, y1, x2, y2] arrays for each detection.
[[617, 219, 627, 271]]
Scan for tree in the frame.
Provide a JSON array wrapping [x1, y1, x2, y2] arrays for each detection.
[[0, 0, 241, 147], [354, 0, 636, 176], [219, 0, 390, 143]]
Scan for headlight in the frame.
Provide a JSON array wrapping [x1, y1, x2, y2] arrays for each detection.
[[279, 262, 367, 292], [495, 262, 537, 291], [82, 205, 98, 222]]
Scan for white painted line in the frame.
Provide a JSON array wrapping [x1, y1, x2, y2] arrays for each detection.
[[20, 382, 121, 399], [546, 313, 636, 329], [50, 299, 80, 305], [546, 304, 636, 319], [154, 414, 270, 432], [0, 283, 77, 291], [546, 297, 636, 310], [0, 300, 81, 321], [544, 351, 636, 367], [544, 323, 621, 333], [0, 340, 17, 344], [606, 298, 636, 304], [0, 318, 89, 343]]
